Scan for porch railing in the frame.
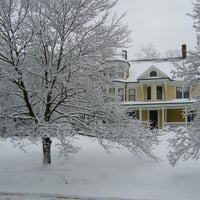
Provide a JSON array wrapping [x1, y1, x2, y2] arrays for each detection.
[[164, 122, 192, 128]]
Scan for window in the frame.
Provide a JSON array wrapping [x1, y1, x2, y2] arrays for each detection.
[[183, 87, 189, 98], [176, 86, 189, 99], [109, 88, 115, 95], [127, 111, 136, 118], [128, 88, 136, 101], [157, 86, 162, 100], [176, 87, 182, 99], [102, 88, 107, 95], [147, 87, 151, 100], [187, 111, 195, 122], [118, 88, 124, 101], [109, 73, 115, 78], [150, 71, 157, 77]]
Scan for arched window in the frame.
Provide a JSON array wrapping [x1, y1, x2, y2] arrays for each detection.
[[150, 71, 157, 77]]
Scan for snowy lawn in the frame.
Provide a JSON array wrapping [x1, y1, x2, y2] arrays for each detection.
[[0, 132, 200, 200]]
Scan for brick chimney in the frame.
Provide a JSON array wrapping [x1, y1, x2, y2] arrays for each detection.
[[182, 44, 187, 59], [122, 50, 128, 60]]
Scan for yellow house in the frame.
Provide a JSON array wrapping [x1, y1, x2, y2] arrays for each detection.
[[105, 45, 195, 129]]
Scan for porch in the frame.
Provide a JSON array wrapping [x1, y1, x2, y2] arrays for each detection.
[[123, 99, 195, 129]]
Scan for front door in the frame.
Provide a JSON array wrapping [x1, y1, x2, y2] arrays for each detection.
[[149, 110, 158, 129]]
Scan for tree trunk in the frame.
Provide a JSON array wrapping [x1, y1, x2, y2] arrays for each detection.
[[42, 135, 52, 165]]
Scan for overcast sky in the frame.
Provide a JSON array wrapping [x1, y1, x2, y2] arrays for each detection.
[[114, 0, 197, 58]]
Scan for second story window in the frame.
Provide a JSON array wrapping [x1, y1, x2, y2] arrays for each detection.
[[176, 86, 189, 99], [128, 88, 136, 101], [109, 88, 115, 95], [157, 86, 162, 100], [102, 88, 107, 95], [109, 73, 115, 78], [147, 87, 151, 100], [118, 88, 124, 101]]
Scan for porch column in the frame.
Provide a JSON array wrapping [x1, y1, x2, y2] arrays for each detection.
[[140, 83, 144, 101], [162, 106, 165, 128], [139, 107, 142, 121], [164, 82, 167, 101], [152, 82, 156, 101]]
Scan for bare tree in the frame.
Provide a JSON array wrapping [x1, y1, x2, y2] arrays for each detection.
[[165, 49, 181, 58], [134, 44, 160, 59], [0, 0, 158, 164]]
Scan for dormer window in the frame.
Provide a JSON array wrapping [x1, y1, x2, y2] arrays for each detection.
[[150, 71, 157, 77]]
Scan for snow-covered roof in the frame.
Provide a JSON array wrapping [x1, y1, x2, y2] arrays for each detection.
[[122, 98, 195, 108], [126, 58, 184, 82]]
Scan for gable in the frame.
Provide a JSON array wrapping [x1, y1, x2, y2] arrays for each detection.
[[126, 60, 183, 82], [138, 65, 169, 80]]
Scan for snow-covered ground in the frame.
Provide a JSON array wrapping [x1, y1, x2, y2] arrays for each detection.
[[0, 132, 200, 200]]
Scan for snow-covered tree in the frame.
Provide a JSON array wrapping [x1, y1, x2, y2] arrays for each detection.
[[167, 0, 200, 166], [167, 52, 200, 166], [0, 0, 158, 164]]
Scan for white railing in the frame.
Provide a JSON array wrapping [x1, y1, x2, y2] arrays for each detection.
[[164, 122, 192, 128]]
